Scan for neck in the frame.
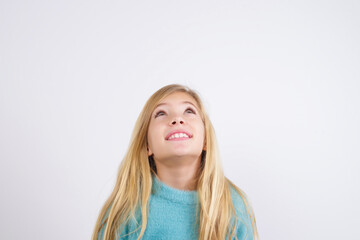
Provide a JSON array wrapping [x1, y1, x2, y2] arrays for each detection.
[[154, 157, 201, 191]]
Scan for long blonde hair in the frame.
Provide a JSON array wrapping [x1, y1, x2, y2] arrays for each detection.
[[92, 84, 258, 240]]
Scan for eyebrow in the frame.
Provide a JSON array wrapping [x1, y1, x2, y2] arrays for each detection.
[[155, 101, 198, 109]]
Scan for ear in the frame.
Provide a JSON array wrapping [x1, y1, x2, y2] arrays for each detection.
[[147, 146, 153, 156]]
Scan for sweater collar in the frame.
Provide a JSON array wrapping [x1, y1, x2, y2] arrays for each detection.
[[151, 174, 198, 205]]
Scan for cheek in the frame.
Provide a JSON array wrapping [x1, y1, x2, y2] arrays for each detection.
[[197, 123, 205, 140], [147, 124, 155, 144], [147, 125, 162, 146], [147, 130, 156, 144]]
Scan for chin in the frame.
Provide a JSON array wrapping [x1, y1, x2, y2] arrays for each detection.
[[169, 151, 202, 159]]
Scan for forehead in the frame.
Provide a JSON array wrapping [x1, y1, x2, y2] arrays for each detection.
[[155, 92, 199, 108]]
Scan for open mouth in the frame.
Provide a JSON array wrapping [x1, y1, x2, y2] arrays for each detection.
[[167, 132, 191, 141], [165, 130, 193, 141]]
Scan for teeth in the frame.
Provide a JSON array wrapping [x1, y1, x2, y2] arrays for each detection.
[[168, 133, 190, 140]]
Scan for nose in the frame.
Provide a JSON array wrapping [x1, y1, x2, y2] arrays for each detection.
[[170, 117, 184, 125]]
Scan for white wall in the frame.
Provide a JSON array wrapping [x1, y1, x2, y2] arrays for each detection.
[[1, 1, 359, 239]]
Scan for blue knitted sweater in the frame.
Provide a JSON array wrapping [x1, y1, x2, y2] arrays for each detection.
[[98, 175, 254, 240]]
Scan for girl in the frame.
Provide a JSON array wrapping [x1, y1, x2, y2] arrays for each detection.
[[92, 84, 258, 240]]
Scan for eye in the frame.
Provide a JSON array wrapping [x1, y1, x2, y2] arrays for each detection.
[[154, 110, 165, 118], [185, 107, 196, 114]]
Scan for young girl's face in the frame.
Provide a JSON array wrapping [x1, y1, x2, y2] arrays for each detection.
[[147, 92, 205, 164]]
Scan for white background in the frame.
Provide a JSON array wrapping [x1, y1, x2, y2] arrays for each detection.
[[1, 1, 359, 239]]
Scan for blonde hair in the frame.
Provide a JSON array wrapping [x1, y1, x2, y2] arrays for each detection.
[[92, 84, 258, 240]]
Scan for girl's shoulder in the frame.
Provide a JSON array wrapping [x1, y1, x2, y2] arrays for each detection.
[[229, 185, 250, 217], [228, 184, 255, 240]]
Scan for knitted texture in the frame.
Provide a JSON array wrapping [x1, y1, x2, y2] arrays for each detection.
[[98, 175, 254, 240]]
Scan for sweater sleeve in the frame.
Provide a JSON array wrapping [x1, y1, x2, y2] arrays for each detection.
[[97, 207, 142, 240], [230, 187, 255, 240], [97, 221, 132, 240]]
